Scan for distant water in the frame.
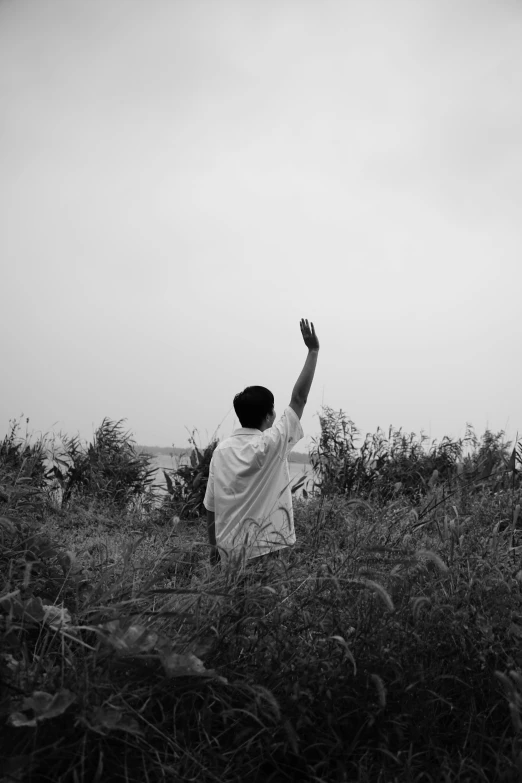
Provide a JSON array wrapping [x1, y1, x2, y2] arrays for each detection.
[[149, 455, 314, 498]]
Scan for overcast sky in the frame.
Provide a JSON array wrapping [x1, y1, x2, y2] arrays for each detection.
[[1, 0, 521, 451]]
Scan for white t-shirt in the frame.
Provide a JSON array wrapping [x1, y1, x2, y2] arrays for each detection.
[[203, 406, 304, 560]]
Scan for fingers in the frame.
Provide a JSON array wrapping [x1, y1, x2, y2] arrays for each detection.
[[300, 318, 311, 332]]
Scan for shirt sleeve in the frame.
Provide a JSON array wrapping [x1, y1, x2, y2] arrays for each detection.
[[203, 455, 215, 512], [259, 406, 304, 462]]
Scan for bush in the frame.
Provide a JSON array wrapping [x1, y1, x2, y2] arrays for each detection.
[[160, 430, 218, 519], [0, 419, 49, 515], [47, 418, 157, 510], [309, 406, 520, 503]]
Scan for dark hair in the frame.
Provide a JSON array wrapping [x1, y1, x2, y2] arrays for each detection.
[[233, 386, 274, 429]]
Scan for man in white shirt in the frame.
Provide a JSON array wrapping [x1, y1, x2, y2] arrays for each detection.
[[204, 319, 320, 565]]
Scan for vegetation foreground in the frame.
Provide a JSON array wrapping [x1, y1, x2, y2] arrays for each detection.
[[1, 413, 522, 782]]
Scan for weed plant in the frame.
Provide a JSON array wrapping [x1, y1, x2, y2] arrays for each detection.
[[159, 431, 219, 521], [46, 418, 157, 510], [310, 406, 519, 503]]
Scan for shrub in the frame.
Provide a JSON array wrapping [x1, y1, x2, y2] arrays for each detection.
[[161, 430, 218, 519], [0, 419, 48, 514], [309, 406, 520, 503], [47, 418, 157, 509], [0, 419, 47, 487]]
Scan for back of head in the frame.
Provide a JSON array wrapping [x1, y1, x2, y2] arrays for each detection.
[[233, 386, 274, 429]]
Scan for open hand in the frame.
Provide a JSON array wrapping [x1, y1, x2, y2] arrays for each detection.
[[300, 319, 320, 351]]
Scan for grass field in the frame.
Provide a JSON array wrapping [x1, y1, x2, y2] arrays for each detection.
[[1, 415, 522, 782]]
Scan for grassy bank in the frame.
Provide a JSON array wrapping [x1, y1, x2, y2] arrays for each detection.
[[1, 417, 522, 781]]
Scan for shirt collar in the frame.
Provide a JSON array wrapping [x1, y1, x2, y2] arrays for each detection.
[[233, 427, 262, 435]]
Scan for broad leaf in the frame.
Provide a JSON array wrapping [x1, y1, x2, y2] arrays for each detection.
[[103, 620, 158, 654], [10, 689, 75, 727], [163, 470, 174, 496], [161, 651, 216, 678], [90, 707, 144, 736]]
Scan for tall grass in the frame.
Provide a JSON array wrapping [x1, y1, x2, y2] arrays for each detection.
[[310, 406, 519, 502], [1, 413, 522, 781], [46, 418, 157, 510]]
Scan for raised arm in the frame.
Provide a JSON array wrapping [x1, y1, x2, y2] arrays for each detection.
[[289, 319, 320, 420]]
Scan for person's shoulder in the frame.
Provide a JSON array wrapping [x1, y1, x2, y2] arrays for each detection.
[[263, 407, 304, 444], [283, 406, 301, 421], [214, 433, 255, 453], [214, 436, 233, 452], [279, 406, 303, 429]]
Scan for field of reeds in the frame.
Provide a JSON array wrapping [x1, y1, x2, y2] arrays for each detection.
[[1, 409, 522, 782]]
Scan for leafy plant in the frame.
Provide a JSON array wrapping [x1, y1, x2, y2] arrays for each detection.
[[309, 406, 520, 503], [161, 430, 218, 519], [0, 419, 47, 487], [0, 419, 49, 513], [47, 418, 157, 509]]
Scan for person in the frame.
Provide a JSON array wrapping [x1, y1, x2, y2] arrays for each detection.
[[203, 318, 320, 565]]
